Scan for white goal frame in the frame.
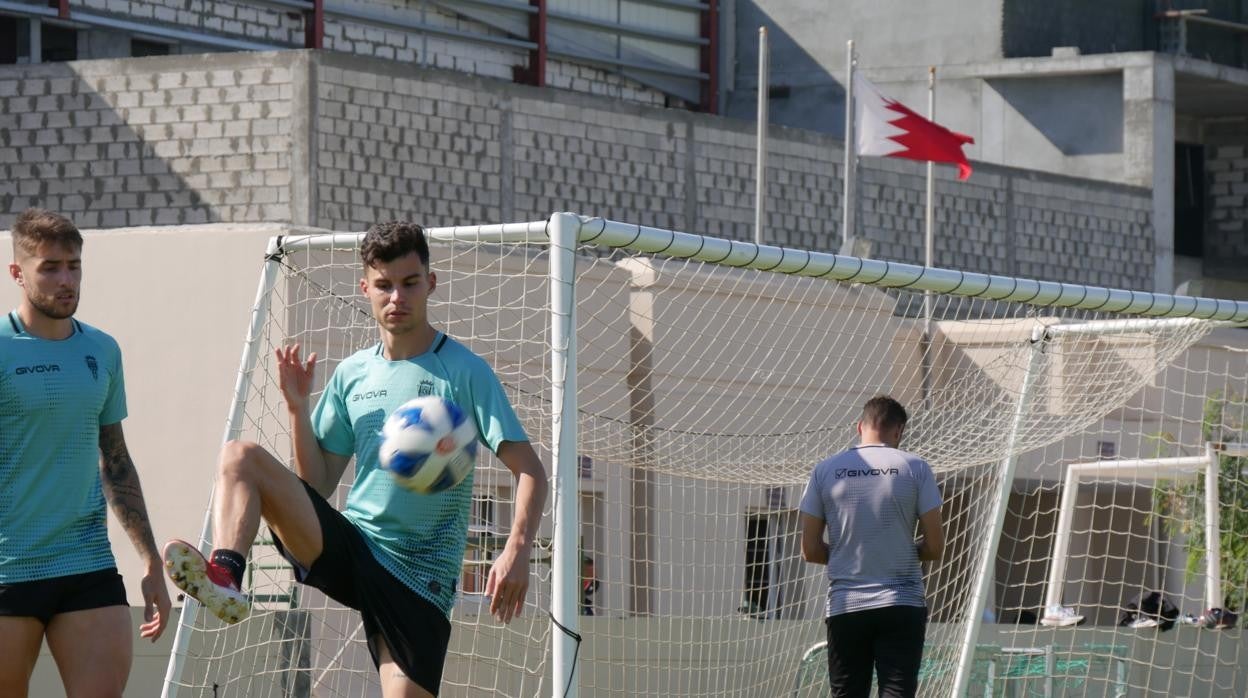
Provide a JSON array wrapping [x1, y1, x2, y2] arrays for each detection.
[[1044, 442, 1248, 616], [161, 213, 1248, 698]]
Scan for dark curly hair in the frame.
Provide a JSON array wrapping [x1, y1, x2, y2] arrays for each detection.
[[360, 221, 429, 269]]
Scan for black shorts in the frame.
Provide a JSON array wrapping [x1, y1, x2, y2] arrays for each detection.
[[272, 478, 453, 695], [825, 605, 927, 698], [0, 568, 128, 625]]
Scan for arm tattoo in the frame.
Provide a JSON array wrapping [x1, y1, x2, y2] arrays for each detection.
[[99, 422, 160, 566]]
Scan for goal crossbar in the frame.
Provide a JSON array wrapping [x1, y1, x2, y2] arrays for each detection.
[[274, 214, 1248, 323]]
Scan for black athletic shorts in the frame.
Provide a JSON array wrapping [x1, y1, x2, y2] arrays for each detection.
[[825, 605, 927, 698], [0, 568, 128, 625], [272, 478, 453, 695]]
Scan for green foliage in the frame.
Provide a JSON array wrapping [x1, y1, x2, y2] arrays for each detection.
[[1155, 392, 1248, 611]]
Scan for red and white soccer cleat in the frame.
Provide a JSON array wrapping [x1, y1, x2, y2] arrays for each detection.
[[163, 539, 251, 625]]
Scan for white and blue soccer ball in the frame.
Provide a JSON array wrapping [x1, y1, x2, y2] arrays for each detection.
[[378, 396, 479, 494]]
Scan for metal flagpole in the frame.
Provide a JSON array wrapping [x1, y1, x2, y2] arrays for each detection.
[[921, 65, 935, 410], [755, 26, 769, 245], [925, 65, 936, 272], [841, 40, 856, 246]]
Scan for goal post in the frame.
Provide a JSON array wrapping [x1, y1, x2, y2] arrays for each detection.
[[162, 213, 1248, 698], [1044, 450, 1223, 615]]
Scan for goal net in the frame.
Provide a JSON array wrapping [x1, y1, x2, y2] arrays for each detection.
[[163, 214, 1248, 697]]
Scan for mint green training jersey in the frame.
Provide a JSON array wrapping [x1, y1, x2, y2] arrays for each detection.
[[0, 311, 127, 583], [311, 332, 529, 616]]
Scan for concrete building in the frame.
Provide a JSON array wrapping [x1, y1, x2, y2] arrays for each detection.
[[5, 0, 1245, 298], [723, 0, 1248, 297]]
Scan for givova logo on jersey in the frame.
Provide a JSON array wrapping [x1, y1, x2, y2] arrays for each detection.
[[15, 364, 61, 375], [834, 467, 899, 478], [351, 389, 388, 402]]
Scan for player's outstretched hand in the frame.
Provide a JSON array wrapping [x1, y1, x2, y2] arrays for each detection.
[[139, 562, 172, 641], [275, 344, 318, 411], [485, 545, 531, 624]]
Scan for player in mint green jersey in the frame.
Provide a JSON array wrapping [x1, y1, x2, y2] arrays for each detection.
[[1, 208, 171, 698], [164, 221, 548, 697]]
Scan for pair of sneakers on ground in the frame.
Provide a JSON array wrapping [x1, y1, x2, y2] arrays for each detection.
[[1043, 603, 1239, 630], [163, 540, 251, 624], [1123, 608, 1238, 629]]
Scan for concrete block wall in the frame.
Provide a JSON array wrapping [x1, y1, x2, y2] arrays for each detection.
[[1008, 174, 1152, 287], [0, 52, 294, 228], [63, 0, 671, 108], [1205, 140, 1248, 280], [1, 49, 1158, 292], [324, 5, 516, 82], [511, 97, 689, 229], [75, 0, 305, 44], [856, 159, 1152, 288], [314, 59, 505, 228], [311, 50, 1154, 289], [693, 123, 841, 245], [546, 62, 670, 108]]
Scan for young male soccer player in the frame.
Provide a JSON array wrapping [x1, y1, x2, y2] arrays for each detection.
[[799, 396, 944, 698], [1, 208, 171, 697], [164, 221, 548, 697]]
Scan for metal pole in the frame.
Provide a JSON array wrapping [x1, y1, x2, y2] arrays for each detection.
[[700, 0, 720, 113], [841, 40, 856, 247], [1043, 463, 1082, 611], [921, 65, 935, 410], [950, 326, 1046, 698], [754, 26, 769, 245], [29, 17, 41, 64], [1205, 441, 1223, 609], [549, 212, 581, 698], [1044, 645, 1055, 698], [925, 65, 936, 273]]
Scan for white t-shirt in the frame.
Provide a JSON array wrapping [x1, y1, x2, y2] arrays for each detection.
[[799, 444, 942, 618]]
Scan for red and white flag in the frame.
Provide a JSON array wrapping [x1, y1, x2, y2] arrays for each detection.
[[854, 72, 975, 180]]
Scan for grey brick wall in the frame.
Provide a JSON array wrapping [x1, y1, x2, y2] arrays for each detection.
[[1205, 140, 1248, 280], [314, 61, 504, 228], [1, 49, 1159, 292], [511, 99, 688, 229], [545, 62, 669, 108], [0, 52, 294, 229], [311, 52, 1154, 290], [860, 165, 1152, 285], [65, 0, 671, 109], [74, 0, 304, 44]]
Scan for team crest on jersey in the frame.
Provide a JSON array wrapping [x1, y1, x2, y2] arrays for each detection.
[[85, 355, 99, 381], [418, 380, 434, 396]]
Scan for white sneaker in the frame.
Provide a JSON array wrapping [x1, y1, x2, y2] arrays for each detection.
[[1128, 616, 1160, 629], [1040, 604, 1084, 627], [163, 539, 251, 624]]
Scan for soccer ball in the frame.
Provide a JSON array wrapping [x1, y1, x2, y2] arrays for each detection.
[[378, 396, 478, 494]]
